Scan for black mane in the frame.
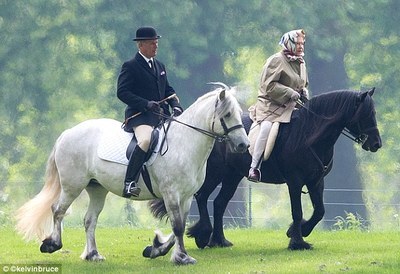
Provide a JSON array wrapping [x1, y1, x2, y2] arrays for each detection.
[[286, 90, 361, 151]]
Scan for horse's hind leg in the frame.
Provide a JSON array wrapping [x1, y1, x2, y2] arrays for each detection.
[[40, 187, 83, 254], [80, 181, 108, 261]]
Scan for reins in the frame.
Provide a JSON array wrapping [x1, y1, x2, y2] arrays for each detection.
[[296, 99, 368, 145], [121, 94, 178, 129], [158, 112, 231, 142], [156, 96, 244, 144]]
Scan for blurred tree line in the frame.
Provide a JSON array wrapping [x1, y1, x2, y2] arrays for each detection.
[[0, 0, 398, 229]]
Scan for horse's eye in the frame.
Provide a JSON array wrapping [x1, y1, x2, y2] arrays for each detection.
[[225, 112, 231, 118]]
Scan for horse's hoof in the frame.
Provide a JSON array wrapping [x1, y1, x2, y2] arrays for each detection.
[[208, 238, 233, 248], [142, 245, 153, 258], [173, 252, 197, 265], [187, 223, 212, 249], [85, 250, 105, 261], [288, 238, 313, 250], [194, 236, 210, 249], [40, 238, 62, 253], [286, 219, 307, 238]]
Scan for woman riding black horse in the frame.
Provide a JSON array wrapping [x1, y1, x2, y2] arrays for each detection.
[[187, 89, 382, 250]]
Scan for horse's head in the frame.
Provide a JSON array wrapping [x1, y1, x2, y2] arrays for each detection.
[[210, 83, 249, 153], [345, 88, 382, 152]]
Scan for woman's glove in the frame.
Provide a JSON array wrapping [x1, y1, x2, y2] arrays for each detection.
[[173, 107, 183, 117], [290, 91, 300, 101], [146, 101, 161, 112]]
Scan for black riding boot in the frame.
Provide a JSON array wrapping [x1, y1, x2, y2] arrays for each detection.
[[123, 146, 147, 198]]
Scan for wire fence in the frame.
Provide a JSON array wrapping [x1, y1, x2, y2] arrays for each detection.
[[187, 181, 400, 229], [6, 181, 400, 230]]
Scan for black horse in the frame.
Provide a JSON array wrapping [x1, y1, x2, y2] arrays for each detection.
[[187, 89, 382, 250]]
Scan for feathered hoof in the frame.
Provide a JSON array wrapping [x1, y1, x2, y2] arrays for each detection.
[[207, 238, 233, 248], [288, 238, 313, 250], [194, 235, 210, 249], [85, 250, 105, 261], [286, 219, 307, 238], [187, 223, 212, 249], [172, 252, 197, 265]]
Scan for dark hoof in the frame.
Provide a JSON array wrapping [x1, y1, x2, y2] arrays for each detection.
[[40, 238, 62, 253], [142, 245, 152, 258], [208, 238, 233, 248], [194, 235, 210, 249], [286, 219, 307, 238], [187, 223, 212, 249], [288, 238, 313, 250]]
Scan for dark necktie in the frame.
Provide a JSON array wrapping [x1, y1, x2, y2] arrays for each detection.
[[148, 60, 155, 73]]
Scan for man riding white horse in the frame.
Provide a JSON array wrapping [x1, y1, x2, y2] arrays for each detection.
[[117, 26, 183, 197]]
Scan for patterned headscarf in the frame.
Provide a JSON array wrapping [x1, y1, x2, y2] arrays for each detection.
[[279, 29, 305, 62]]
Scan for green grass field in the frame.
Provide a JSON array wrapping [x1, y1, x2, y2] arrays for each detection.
[[0, 227, 399, 273]]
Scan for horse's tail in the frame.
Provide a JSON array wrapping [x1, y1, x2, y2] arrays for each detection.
[[16, 144, 61, 242], [148, 199, 169, 221]]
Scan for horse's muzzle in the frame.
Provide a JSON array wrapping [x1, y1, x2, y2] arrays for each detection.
[[234, 142, 250, 153], [362, 135, 382, 152]]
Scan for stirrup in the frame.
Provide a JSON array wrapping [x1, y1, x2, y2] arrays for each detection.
[[123, 181, 141, 198]]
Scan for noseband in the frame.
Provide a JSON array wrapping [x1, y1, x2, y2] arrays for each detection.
[[211, 97, 244, 142], [344, 97, 378, 145]]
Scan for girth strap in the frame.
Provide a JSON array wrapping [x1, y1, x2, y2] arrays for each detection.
[[141, 165, 158, 198]]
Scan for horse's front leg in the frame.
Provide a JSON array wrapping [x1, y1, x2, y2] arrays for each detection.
[[208, 172, 242, 248], [186, 175, 219, 248], [187, 150, 226, 248], [167, 197, 197, 265], [286, 183, 312, 250], [302, 179, 325, 237]]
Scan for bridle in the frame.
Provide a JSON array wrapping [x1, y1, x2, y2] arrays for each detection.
[[297, 97, 376, 145], [210, 97, 245, 142], [341, 128, 368, 145], [157, 95, 244, 144], [343, 95, 378, 145]]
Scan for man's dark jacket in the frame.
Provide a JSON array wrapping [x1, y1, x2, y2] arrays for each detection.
[[117, 52, 181, 132]]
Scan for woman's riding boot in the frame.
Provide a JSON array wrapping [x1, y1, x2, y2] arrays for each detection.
[[123, 146, 147, 198], [248, 154, 263, 182], [248, 167, 261, 182]]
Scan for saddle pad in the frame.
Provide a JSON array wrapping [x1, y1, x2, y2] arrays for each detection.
[[97, 125, 164, 166], [97, 127, 132, 166], [248, 122, 280, 160]]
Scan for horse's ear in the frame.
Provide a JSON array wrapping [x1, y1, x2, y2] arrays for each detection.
[[360, 87, 375, 101], [368, 87, 375, 96], [359, 91, 368, 102], [219, 89, 226, 101]]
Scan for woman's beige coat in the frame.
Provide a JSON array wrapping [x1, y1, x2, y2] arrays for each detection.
[[250, 51, 308, 123]]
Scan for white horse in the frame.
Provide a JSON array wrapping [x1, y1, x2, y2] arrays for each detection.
[[16, 85, 249, 265]]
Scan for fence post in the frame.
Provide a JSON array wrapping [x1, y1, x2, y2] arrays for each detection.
[[248, 182, 252, 228]]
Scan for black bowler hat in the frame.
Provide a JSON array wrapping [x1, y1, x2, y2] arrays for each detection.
[[133, 27, 161, 41]]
